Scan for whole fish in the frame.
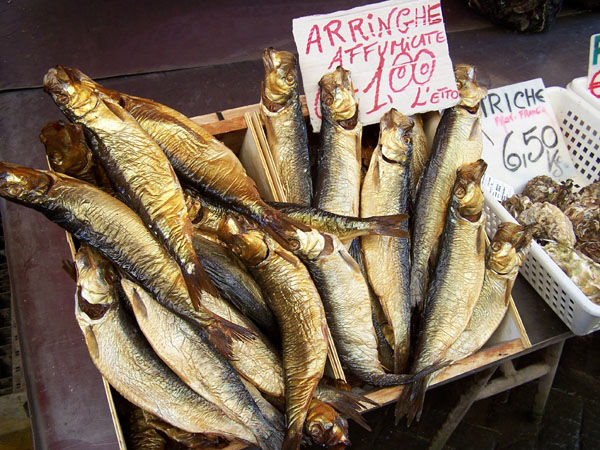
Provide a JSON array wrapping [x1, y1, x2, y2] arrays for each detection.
[[407, 114, 430, 207], [222, 221, 328, 450], [445, 223, 532, 362], [269, 201, 408, 241], [260, 48, 312, 205], [63, 66, 306, 250], [191, 231, 278, 338], [0, 162, 251, 358], [120, 279, 283, 450], [43, 66, 215, 313], [361, 109, 413, 373], [396, 159, 488, 425], [39, 120, 111, 189], [292, 227, 414, 386], [72, 246, 257, 445], [314, 67, 362, 218], [410, 64, 487, 311]]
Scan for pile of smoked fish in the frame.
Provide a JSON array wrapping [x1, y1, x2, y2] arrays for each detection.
[[0, 49, 531, 449]]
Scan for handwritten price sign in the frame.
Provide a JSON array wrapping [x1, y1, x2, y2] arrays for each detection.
[[292, 0, 458, 131], [587, 33, 600, 99], [480, 79, 587, 197]]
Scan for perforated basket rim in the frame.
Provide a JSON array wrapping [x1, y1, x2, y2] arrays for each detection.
[[482, 84, 600, 325]]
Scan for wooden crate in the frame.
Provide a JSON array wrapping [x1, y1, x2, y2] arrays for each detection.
[[61, 99, 531, 449]]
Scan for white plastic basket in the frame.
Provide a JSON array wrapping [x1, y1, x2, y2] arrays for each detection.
[[484, 86, 600, 335], [567, 76, 600, 112]]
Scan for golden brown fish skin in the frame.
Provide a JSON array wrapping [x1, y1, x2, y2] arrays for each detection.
[[409, 64, 487, 311], [73, 248, 257, 445], [294, 229, 414, 386], [260, 48, 312, 205], [361, 109, 413, 373], [120, 279, 283, 450], [445, 223, 532, 362], [397, 159, 488, 425], [186, 191, 374, 432], [269, 202, 408, 240], [191, 231, 278, 338], [0, 162, 250, 359], [43, 66, 215, 313], [408, 114, 430, 207], [315, 67, 362, 218], [66, 67, 305, 250], [214, 218, 327, 450], [39, 120, 111, 188]]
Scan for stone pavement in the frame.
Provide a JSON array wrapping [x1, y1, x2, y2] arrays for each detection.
[[345, 332, 600, 449]]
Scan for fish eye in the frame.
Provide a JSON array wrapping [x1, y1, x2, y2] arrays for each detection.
[[56, 93, 69, 105], [457, 81, 463, 90], [323, 94, 334, 106], [7, 184, 22, 197], [402, 135, 411, 145], [285, 73, 294, 84], [491, 242, 502, 252], [455, 186, 466, 197]]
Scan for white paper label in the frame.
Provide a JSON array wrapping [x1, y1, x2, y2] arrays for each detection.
[[292, 0, 458, 132], [481, 174, 515, 201], [480, 79, 587, 193], [588, 33, 600, 99]]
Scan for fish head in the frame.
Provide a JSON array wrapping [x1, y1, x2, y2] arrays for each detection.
[[379, 108, 414, 164], [227, 225, 269, 266], [454, 64, 487, 112], [262, 48, 297, 104], [0, 161, 54, 205], [305, 400, 351, 448], [453, 159, 487, 217], [39, 121, 90, 175], [43, 66, 99, 120], [488, 223, 522, 274], [293, 228, 328, 260], [74, 246, 119, 307], [319, 67, 357, 122]]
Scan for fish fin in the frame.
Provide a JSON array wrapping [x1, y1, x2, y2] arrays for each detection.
[[62, 259, 77, 281], [366, 214, 410, 238], [394, 376, 428, 427], [206, 315, 256, 360], [182, 254, 221, 309]]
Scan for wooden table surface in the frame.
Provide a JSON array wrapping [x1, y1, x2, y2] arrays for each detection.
[[1, 1, 596, 448]]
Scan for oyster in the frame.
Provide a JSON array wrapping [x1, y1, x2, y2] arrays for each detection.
[[502, 194, 533, 219], [544, 241, 600, 304], [516, 202, 576, 247]]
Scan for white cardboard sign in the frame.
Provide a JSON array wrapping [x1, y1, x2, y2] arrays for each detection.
[[587, 33, 600, 99], [292, 0, 458, 132], [480, 78, 587, 197]]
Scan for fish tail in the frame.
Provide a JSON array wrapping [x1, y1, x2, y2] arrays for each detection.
[[394, 376, 428, 427], [205, 315, 256, 360], [282, 422, 304, 450], [259, 206, 310, 251], [315, 385, 377, 430], [182, 256, 220, 311], [366, 214, 410, 238]]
